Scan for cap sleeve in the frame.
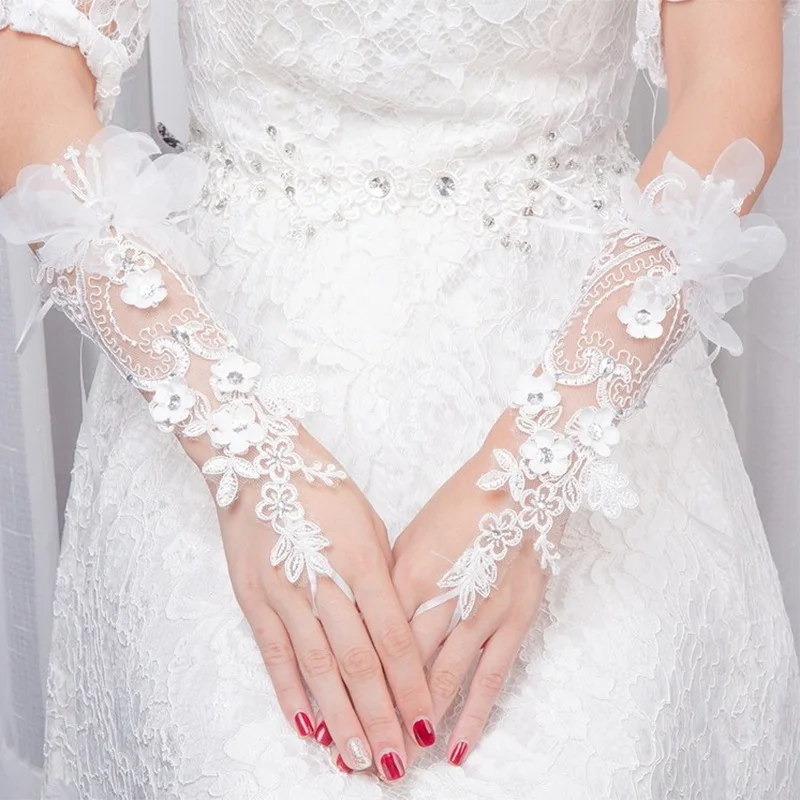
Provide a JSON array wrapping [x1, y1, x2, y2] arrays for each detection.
[[0, 0, 150, 123], [633, 0, 799, 89]]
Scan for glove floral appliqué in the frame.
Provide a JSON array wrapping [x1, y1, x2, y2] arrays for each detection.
[[0, 126, 357, 611]]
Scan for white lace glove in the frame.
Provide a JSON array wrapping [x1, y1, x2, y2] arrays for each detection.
[[412, 139, 787, 632], [0, 126, 354, 612]]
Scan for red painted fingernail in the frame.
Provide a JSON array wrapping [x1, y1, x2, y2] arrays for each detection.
[[314, 720, 332, 747], [413, 717, 436, 747], [293, 711, 314, 737], [335, 754, 353, 774], [449, 740, 469, 766], [379, 750, 406, 781]]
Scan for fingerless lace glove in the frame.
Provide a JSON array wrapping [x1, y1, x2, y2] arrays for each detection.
[[413, 139, 787, 631], [0, 126, 355, 611]]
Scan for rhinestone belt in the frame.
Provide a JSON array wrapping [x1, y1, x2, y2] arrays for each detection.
[[184, 120, 639, 253]]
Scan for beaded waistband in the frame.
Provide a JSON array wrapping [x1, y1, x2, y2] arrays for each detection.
[[182, 120, 639, 253]]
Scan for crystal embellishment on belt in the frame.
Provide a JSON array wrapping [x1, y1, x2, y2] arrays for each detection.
[[434, 175, 456, 197], [366, 172, 392, 197], [187, 119, 637, 250]]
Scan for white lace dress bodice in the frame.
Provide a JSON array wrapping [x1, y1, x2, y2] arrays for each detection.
[[2, 1, 799, 798]]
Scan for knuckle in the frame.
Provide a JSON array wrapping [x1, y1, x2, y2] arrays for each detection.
[[340, 645, 380, 682], [461, 708, 487, 729], [391, 557, 428, 600], [390, 682, 425, 710], [258, 638, 294, 669], [391, 556, 414, 589], [379, 622, 415, 660], [361, 712, 399, 738], [477, 670, 506, 696], [359, 544, 390, 576], [301, 647, 336, 678], [341, 546, 376, 580], [429, 668, 461, 703], [234, 582, 263, 616]]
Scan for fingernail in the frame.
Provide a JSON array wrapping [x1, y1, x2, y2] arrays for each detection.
[[412, 717, 436, 747], [449, 740, 469, 766], [335, 754, 353, 774], [293, 711, 314, 738], [314, 720, 333, 747], [346, 737, 372, 770], [379, 750, 406, 781]]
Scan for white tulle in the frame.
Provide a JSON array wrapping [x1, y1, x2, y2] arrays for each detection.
[[620, 139, 787, 355], [0, 126, 210, 279]]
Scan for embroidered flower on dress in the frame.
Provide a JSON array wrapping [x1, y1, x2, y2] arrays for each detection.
[[411, 158, 467, 216], [617, 280, 668, 339], [149, 379, 196, 426], [120, 268, 167, 309], [294, 95, 342, 141], [351, 157, 410, 214], [510, 372, 562, 417], [577, 408, 620, 457], [208, 403, 266, 455], [211, 353, 262, 394], [520, 429, 573, 477]]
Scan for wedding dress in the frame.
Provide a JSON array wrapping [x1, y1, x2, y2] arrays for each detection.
[[2, 1, 800, 798]]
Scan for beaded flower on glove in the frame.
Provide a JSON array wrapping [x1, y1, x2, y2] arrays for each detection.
[[413, 139, 787, 631], [0, 127, 355, 610]]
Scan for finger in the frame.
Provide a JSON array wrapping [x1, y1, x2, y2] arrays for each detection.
[[244, 598, 316, 739], [313, 715, 333, 747], [316, 580, 408, 782], [447, 620, 528, 767], [329, 744, 353, 774], [278, 593, 374, 772], [370, 511, 394, 567], [404, 607, 499, 769], [408, 596, 457, 665], [354, 570, 438, 750]]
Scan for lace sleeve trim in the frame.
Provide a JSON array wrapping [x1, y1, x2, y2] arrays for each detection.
[[0, 0, 148, 123], [634, 0, 799, 89]]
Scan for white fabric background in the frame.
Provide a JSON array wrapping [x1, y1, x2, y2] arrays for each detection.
[[0, 9, 797, 798]]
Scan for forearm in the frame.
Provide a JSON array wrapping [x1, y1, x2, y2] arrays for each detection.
[[638, 0, 785, 207], [0, 33, 219, 471], [0, 30, 101, 190]]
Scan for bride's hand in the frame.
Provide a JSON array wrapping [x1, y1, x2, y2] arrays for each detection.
[[392, 409, 549, 768], [215, 422, 435, 780]]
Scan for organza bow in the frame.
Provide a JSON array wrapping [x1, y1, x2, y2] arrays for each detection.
[[620, 138, 787, 356], [0, 125, 210, 279]]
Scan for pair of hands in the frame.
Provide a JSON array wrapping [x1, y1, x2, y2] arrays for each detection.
[[216, 407, 548, 783]]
